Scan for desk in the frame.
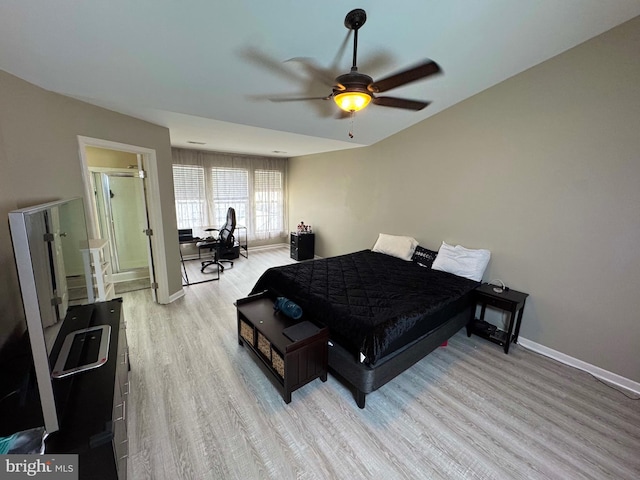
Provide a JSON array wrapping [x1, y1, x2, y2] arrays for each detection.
[[236, 225, 248, 258], [179, 238, 219, 286]]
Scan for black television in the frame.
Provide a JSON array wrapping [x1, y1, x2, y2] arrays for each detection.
[[6, 198, 92, 434]]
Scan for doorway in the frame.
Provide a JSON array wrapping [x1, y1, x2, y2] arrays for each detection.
[[78, 137, 165, 303]]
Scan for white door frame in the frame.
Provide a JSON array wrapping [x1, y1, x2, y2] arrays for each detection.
[[77, 136, 170, 304]]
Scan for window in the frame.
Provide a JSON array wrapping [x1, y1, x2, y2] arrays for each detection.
[[172, 149, 288, 242], [172, 165, 205, 229], [210, 168, 249, 228], [254, 170, 283, 235]]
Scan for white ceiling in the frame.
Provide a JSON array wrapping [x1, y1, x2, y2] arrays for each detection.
[[1, 1, 639, 158]]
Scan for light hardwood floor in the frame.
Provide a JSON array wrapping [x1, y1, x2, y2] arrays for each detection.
[[122, 247, 640, 479]]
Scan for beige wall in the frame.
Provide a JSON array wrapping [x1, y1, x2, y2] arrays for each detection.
[[0, 70, 183, 349], [288, 17, 640, 383], [86, 146, 138, 169]]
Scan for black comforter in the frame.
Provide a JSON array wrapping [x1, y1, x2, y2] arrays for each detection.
[[250, 250, 479, 364]]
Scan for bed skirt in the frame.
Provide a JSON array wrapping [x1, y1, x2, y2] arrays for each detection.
[[327, 304, 473, 408]]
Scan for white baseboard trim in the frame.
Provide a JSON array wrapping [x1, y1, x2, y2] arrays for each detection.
[[517, 337, 640, 395], [248, 243, 288, 252], [249, 243, 324, 258]]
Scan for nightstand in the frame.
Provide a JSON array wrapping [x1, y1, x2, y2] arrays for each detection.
[[467, 283, 529, 354]]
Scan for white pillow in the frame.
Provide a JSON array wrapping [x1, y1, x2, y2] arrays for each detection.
[[371, 233, 418, 261], [431, 241, 491, 281]]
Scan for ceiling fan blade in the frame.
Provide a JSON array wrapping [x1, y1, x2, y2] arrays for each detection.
[[284, 57, 336, 87], [239, 47, 307, 83], [246, 93, 338, 118], [357, 51, 395, 77], [329, 30, 352, 73], [372, 96, 431, 111], [245, 93, 333, 103], [268, 94, 333, 103], [370, 60, 441, 93]]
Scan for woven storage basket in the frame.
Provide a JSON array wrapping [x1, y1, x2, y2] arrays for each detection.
[[257, 332, 271, 360], [240, 320, 254, 345], [272, 350, 285, 378]]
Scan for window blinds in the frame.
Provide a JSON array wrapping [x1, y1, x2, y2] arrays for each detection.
[[254, 170, 283, 234], [172, 165, 205, 229], [210, 168, 249, 227], [172, 148, 288, 242]]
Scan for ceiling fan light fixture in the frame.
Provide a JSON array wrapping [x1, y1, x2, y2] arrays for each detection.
[[334, 91, 371, 112], [260, 9, 440, 117]]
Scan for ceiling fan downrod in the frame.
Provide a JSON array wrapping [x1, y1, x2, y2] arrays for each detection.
[[345, 8, 367, 71]]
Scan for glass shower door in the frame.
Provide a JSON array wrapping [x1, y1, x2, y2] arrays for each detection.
[[94, 172, 149, 276]]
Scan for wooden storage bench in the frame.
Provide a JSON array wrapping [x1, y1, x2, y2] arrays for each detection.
[[236, 291, 328, 403]]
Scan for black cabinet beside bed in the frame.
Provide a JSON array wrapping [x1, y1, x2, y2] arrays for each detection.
[[467, 284, 529, 354]]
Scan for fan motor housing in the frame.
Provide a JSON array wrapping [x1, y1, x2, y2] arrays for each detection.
[[335, 71, 373, 94]]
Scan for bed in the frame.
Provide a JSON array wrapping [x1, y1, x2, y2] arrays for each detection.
[[250, 247, 481, 408]]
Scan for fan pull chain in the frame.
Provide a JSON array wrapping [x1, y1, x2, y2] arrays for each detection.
[[349, 111, 355, 139]]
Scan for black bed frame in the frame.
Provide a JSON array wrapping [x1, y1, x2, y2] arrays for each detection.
[[327, 305, 473, 408]]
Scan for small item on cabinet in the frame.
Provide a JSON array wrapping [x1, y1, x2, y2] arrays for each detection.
[[297, 221, 311, 233], [282, 321, 321, 342], [489, 279, 508, 293], [274, 296, 303, 320]]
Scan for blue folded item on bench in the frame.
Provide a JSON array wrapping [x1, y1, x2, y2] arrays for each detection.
[[274, 296, 303, 320]]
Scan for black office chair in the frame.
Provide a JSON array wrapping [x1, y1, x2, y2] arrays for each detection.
[[197, 207, 236, 273]]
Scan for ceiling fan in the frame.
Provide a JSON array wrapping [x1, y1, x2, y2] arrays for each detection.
[[269, 8, 442, 115]]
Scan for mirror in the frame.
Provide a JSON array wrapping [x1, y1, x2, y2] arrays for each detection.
[[8, 197, 90, 433], [19, 198, 89, 349]]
